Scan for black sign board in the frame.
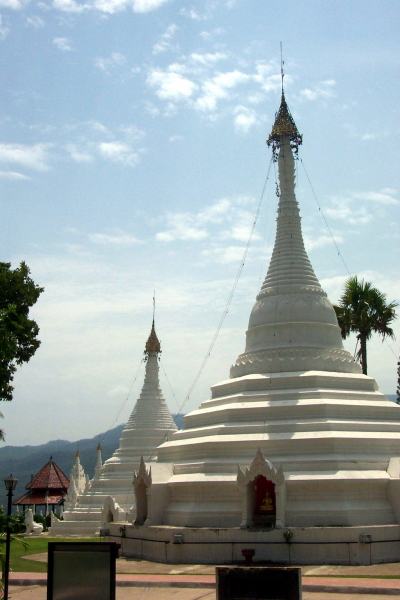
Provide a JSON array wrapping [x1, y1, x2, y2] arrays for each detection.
[[216, 566, 301, 600], [47, 542, 118, 600]]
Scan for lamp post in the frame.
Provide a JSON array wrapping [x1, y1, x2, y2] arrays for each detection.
[[3, 475, 18, 600]]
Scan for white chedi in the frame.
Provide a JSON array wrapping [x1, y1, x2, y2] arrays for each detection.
[[64, 452, 87, 506], [123, 93, 400, 565], [50, 320, 177, 536]]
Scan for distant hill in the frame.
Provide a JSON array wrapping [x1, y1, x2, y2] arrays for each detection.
[[0, 414, 184, 511]]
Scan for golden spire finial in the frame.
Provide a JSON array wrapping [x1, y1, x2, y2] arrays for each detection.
[[144, 296, 161, 356], [267, 45, 302, 161]]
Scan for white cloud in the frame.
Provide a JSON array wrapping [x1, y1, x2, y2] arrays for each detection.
[[325, 188, 399, 225], [156, 199, 234, 242], [51, 0, 171, 12], [195, 70, 249, 112], [53, 36, 72, 51], [0, 170, 31, 180], [145, 58, 283, 128], [64, 121, 144, 166], [190, 52, 228, 66], [0, 16, 9, 39], [26, 15, 44, 26], [65, 144, 94, 163], [130, 0, 171, 12], [299, 79, 336, 101], [152, 23, 178, 55], [199, 27, 225, 40], [303, 234, 343, 252], [88, 231, 141, 245], [0, 143, 51, 171], [144, 101, 160, 117], [169, 135, 183, 142], [119, 124, 145, 141], [234, 105, 257, 133], [52, 0, 85, 13], [352, 188, 399, 205], [155, 197, 259, 245], [94, 52, 126, 72], [202, 245, 246, 264], [147, 69, 197, 102], [325, 196, 372, 225], [98, 141, 140, 166], [0, 0, 27, 8], [252, 63, 281, 93], [156, 212, 209, 242], [88, 120, 111, 135], [180, 7, 204, 20]]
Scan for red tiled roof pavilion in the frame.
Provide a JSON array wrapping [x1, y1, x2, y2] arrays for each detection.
[[13, 457, 70, 509]]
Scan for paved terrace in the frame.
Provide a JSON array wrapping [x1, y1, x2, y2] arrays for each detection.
[[7, 555, 400, 598]]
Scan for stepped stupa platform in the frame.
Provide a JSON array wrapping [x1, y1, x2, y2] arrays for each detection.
[[50, 321, 177, 536], [106, 89, 400, 565]]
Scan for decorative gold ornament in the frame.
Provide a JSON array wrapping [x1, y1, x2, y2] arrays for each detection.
[[267, 91, 302, 161], [144, 319, 161, 355]]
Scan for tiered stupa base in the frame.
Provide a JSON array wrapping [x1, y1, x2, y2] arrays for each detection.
[[107, 369, 400, 564], [107, 522, 400, 565]]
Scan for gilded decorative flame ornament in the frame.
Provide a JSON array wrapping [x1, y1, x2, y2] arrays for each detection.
[[267, 91, 302, 161], [144, 319, 161, 356]]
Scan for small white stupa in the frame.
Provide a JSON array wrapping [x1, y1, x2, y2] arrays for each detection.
[[63, 451, 89, 508], [50, 320, 177, 536], [115, 90, 400, 565]]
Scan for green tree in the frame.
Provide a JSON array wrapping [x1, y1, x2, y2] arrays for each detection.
[[0, 262, 44, 403], [333, 276, 398, 375]]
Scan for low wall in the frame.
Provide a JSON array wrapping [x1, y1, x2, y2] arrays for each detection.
[[107, 523, 400, 566]]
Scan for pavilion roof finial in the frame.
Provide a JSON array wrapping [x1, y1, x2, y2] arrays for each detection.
[[267, 45, 302, 161]]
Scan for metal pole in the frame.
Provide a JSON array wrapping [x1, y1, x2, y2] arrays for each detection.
[[4, 489, 12, 600]]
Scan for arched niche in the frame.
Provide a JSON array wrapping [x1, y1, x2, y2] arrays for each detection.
[[237, 448, 285, 529], [100, 496, 122, 527], [106, 509, 113, 523], [133, 457, 152, 526]]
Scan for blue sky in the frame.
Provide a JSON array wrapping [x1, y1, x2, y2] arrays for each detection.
[[1, 0, 399, 446]]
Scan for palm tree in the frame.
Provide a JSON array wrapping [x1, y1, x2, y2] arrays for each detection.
[[333, 276, 398, 375]]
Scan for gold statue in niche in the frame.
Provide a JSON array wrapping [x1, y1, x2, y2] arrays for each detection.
[[259, 491, 274, 511]]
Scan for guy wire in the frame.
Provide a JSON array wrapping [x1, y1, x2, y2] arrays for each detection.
[[98, 357, 144, 447], [177, 156, 274, 416], [159, 358, 181, 412], [300, 158, 398, 362], [300, 158, 351, 276]]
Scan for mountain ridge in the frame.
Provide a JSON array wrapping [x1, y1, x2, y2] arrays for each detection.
[[0, 414, 184, 510]]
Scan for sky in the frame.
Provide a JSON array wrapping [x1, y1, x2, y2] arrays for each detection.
[[0, 0, 399, 447]]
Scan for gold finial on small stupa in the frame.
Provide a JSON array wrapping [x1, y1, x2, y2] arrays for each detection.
[[144, 319, 161, 355], [267, 44, 302, 160], [144, 294, 161, 356]]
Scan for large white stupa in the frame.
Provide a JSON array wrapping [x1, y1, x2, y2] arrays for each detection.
[[110, 91, 400, 565], [50, 321, 177, 536]]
